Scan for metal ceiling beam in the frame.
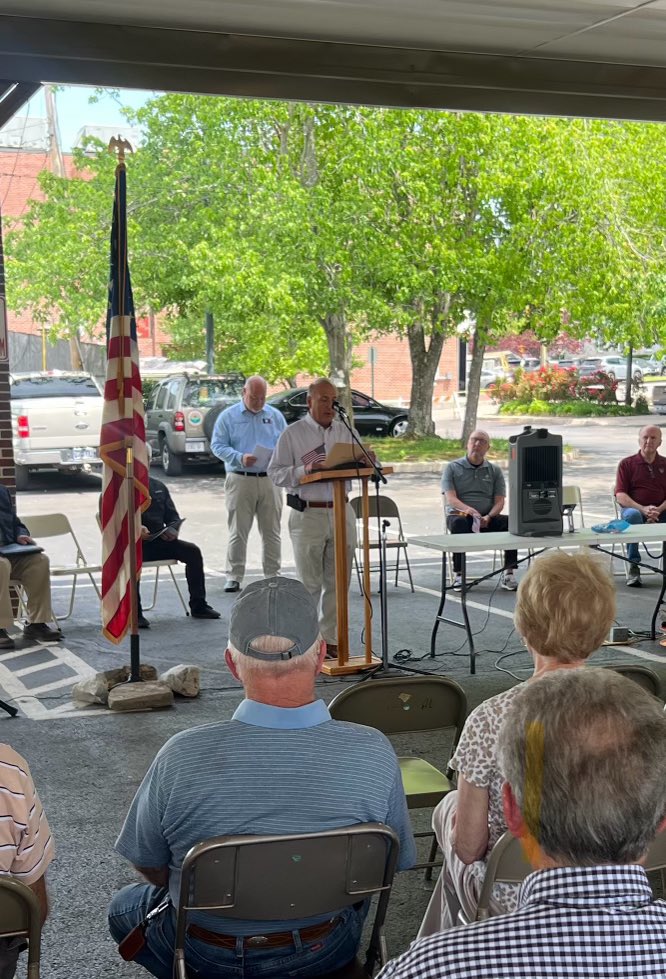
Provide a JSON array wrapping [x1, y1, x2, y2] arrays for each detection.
[[4, 15, 666, 121], [0, 79, 40, 129]]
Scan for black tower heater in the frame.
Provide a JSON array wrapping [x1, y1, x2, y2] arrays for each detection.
[[508, 426, 563, 537]]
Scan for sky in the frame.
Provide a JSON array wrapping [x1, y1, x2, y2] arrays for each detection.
[[23, 85, 152, 149]]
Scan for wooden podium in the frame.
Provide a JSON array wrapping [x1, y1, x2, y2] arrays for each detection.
[[300, 466, 393, 675]]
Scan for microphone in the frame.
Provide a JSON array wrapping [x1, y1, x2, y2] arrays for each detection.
[[332, 399, 348, 415]]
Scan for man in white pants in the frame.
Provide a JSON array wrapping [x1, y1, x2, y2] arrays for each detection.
[[268, 379, 360, 656], [211, 376, 286, 593]]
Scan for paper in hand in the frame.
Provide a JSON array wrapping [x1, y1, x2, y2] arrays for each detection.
[[252, 444, 274, 470]]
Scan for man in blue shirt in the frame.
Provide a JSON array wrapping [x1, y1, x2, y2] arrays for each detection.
[[211, 376, 287, 593], [108, 576, 415, 979], [379, 668, 666, 979]]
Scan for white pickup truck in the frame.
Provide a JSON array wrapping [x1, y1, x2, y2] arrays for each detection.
[[11, 372, 104, 489]]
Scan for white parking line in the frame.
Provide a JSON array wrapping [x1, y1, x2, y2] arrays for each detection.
[[0, 641, 97, 719]]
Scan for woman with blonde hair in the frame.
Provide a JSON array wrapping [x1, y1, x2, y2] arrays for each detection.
[[419, 548, 616, 935]]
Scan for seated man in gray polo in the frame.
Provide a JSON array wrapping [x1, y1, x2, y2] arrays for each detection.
[[108, 576, 416, 979], [442, 430, 518, 591]]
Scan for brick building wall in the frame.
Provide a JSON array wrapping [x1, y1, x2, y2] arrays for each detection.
[[0, 149, 169, 361], [343, 333, 460, 404]]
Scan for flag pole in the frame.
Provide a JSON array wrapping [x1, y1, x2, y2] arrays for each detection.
[[111, 135, 141, 684], [124, 438, 141, 682]]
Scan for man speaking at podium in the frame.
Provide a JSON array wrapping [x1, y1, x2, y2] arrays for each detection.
[[269, 379, 361, 656]]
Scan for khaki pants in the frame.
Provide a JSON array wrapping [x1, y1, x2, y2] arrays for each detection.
[[288, 504, 356, 643], [224, 474, 283, 583], [0, 553, 54, 630]]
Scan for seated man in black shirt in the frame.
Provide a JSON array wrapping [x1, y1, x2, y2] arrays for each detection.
[[138, 461, 220, 628]]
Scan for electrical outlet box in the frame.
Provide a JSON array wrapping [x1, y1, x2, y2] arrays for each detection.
[[609, 626, 630, 643]]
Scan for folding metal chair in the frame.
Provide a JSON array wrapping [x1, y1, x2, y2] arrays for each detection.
[[458, 831, 532, 924], [0, 876, 42, 978], [95, 513, 188, 615], [174, 823, 400, 979], [350, 494, 414, 593], [21, 513, 101, 620], [329, 676, 467, 878], [604, 663, 663, 700]]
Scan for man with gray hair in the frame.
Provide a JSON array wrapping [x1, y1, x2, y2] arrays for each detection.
[[379, 668, 666, 979], [109, 576, 415, 979], [268, 378, 362, 655], [211, 375, 287, 593], [615, 424, 666, 587]]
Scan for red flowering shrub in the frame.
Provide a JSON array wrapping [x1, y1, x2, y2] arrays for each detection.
[[490, 367, 618, 405]]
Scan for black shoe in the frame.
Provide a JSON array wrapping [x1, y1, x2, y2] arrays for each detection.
[[138, 614, 151, 630], [191, 604, 221, 619], [0, 629, 15, 650], [224, 580, 241, 593], [23, 622, 62, 642]]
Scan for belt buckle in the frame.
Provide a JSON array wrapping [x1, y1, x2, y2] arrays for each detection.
[[247, 935, 270, 947]]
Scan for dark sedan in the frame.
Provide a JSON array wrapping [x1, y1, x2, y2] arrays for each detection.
[[267, 388, 409, 437]]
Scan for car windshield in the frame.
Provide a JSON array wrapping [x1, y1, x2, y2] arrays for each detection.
[[10, 375, 101, 398], [183, 379, 244, 407]]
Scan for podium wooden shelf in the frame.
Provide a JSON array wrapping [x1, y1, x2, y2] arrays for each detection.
[[300, 466, 393, 675]]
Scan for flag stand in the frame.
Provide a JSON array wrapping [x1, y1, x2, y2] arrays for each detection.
[[124, 439, 141, 684]]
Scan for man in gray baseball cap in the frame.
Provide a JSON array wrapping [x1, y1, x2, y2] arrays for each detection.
[[110, 576, 415, 979]]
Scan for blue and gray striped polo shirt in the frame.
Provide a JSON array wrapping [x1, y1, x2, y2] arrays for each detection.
[[115, 699, 416, 934]]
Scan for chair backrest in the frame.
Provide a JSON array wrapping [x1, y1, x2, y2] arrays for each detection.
[[475, 832, 533, 921], [604, 663, 663, 700], [175, 823, 399, 973], [350, 494, 401, 522], [0, 876, 42, 976], [329, 675, 467, 747], [22, 512, 88, 566], [645, 828, 666, 872]]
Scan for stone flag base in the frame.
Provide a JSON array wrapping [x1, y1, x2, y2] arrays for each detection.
[[108, 680, 174, 711]]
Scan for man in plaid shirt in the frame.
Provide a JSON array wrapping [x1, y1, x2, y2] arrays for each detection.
[[380, 668, 666, 979]]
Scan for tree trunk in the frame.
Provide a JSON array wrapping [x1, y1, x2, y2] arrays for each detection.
[[625, 344, 633, 407], [69, 333, 83, 371], [321, 312, 353, 415], [462, 340, 486, 445], [406, 322, 445, 437]]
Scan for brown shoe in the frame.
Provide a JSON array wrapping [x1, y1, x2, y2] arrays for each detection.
[[0, 629, 15, 650]]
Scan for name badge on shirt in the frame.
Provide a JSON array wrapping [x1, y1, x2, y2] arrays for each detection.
[[262, 418, 272, 424]]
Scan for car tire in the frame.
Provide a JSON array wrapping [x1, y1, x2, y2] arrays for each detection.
[[14, 465, 29, 491], [633, 370, 642, 383], [203, 404, 226, 444], [389, 418, 409, 438], [606, 371, 616, 381], [161, 440, 184, 476]]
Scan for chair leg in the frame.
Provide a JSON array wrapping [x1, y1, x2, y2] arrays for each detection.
[[142, 568, 160, 611], [353, 552, 363, 594], [404, 547, 415, 593], [168, 565, 190, 616], [424, 834, 439, 882]]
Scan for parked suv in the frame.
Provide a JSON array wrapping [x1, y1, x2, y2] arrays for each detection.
[[578, 355, 643, 383], [11, 371, 104, 490], [145, 373, 244, 475]]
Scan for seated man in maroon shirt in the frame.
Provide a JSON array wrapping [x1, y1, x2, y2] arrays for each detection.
[[615, 424, 666, 587]]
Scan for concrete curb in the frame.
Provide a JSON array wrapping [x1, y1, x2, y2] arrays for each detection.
[[496, 413, 657, 428], [386, 448, 579, 475]]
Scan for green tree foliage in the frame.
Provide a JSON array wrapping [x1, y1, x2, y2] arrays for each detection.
[[6, 95, 666, 435]]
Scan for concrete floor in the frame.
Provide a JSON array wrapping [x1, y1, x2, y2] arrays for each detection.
[[3, 415, 666, 977]]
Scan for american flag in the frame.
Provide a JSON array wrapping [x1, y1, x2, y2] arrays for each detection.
[[302, 443, 326, 467], [99, 160, 150, 644]]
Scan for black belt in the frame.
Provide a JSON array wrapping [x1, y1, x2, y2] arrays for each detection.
[[230, 471, 268, 477]]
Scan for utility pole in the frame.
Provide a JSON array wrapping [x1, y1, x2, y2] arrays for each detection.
[[44, 85, 83, 371], [205, 312, 215, 374]]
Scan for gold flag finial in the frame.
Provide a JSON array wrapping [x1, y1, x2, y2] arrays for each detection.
[[108, 135, 133, 164]]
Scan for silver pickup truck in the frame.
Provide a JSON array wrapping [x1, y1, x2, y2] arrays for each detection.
[[11, 372, 104, 489]]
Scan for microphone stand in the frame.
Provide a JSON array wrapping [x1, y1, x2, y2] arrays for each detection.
[[333, 403, 431, 679]]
